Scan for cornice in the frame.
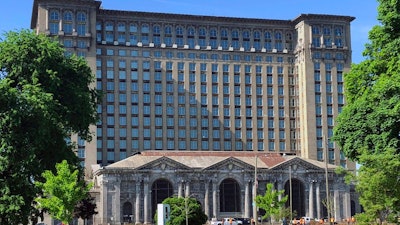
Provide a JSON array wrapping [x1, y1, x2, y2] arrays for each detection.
[[292, 13, 355, 25], [97, 9, 293, 28]]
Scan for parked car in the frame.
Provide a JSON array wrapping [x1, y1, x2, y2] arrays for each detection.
[[210, 218, 222, 225]]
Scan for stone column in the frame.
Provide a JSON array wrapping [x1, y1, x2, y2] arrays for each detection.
[[212, 181, 218, 218], [115, 181, 121, 224], [135, 182, 141, 225], [334, 184, 340, 221], [178, 180, 183, 198], [100, 180, 108, 225], [316, 182, 321, 219], [144, 179, 150, 224], [277, 182, 283, 201], [205, 181, 210, 219], [308, 181, 314, 218], [343, 186, 351, 220], [245, 181, 250, 218], [185, 180, 190, 197]]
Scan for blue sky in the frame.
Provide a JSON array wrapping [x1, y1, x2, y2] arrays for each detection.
[[1, 0, 379, 63]]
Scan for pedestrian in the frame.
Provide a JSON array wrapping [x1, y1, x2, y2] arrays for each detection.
[[283, 217, 288, 225]]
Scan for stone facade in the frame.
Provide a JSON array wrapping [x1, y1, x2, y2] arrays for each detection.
[[92, 151, 360, 225], [29, 1, 360, 224]]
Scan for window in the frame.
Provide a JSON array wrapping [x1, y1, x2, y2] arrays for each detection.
[[76, 12, 87, 35], [63, 11, 73, 34]]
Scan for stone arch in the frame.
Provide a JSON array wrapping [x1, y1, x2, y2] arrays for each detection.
[[151, 178, 174, 219], [219, 178, 241, 212], [284, 178, 306, 217], [122, 201, 133, 223]]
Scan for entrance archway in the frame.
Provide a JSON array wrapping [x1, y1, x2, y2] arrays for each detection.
[[122, 202, 133, 223], [285, 178, 305, 217], [151, 179, 174, 218], [219, 178, 241, 212]]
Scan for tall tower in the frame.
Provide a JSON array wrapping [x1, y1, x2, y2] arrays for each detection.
[[294, 14, 354, 169], [31, 0, 101, 175]]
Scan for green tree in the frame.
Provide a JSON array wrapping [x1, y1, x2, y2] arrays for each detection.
[[333, 0, 400, 161], [0, 30, 98, 225], [355, 148, 400, 224], [35, 160, 92, 225], [157, 196, 207, 225], [332, 0, 400, 222], [256, 183, 288, 225]]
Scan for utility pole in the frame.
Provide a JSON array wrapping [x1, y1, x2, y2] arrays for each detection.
[[289, 165, 293, 221]]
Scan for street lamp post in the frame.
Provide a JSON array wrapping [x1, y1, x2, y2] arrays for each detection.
[[185, 196, 189, 225], [325, 137, 331, 222], [254, 155, 258, 225]]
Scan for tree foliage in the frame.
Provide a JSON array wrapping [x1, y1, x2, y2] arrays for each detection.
[[0, 30, 98, 225], [73, 195, 98, 224], [158, 196, 207, 225], [332, 0, 400, 222], [255, 183, 288, 224], [35, 160, 92, 225], [355, 148, 400, 224], [333, 0, 400, 161]]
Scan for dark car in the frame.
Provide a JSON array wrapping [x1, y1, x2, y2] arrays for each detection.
[[235, 218, 251, 225]]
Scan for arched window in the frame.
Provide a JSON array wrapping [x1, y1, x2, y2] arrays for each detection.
[[153, 25, 161, 35], [141, 24, 149, 33], [232, 29, 239, 39], [284, 178, 306, 217], [275, 31, 282, 40], [76, 12, 87, 35], [210, 28, 217, 38], [254, 30, 261, 40], [199, 27, 206, 37], [243, 30, 250, 39], [264, 31, 271, 40], [105, 22, 113, 31], [165, 25, 172, 35], [151, 179, 173, 218], [63, 11, 73, 34], [130, 23, 137, 33], [334, 26, 343, 36], [176, 26, 183, 36], [117, 23, 125, 32], [117, 23, 126, 43], [187, 27, 195, 36], [77, 12, 86, 22], [221, 28, 228, 38], [220, 178, 241, 212], [50, 10, 59, 20], [105, 22, 114, 43], [49, 10, 59, 34]]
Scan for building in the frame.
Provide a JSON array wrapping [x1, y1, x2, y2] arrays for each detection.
[[30, 0, 359, 224], [92, 151, 360, 225]]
